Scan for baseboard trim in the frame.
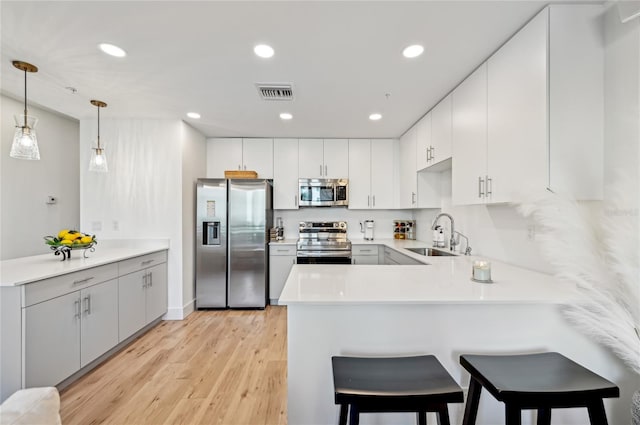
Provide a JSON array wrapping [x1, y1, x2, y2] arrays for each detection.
[[163, 300, 195, 320]]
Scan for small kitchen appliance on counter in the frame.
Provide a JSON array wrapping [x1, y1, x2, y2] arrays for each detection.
[[360, 220, 375, 240], [296, 221, 352, 264]]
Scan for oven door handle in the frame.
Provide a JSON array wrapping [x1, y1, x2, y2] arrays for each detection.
[[296, 251, 352, 258]]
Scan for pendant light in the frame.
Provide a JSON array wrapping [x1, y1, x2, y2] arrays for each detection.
[[89, 100, 108, 172], [10, 61, 40, 160]]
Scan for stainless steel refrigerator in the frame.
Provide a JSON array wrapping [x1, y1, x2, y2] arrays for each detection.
[[195, 179, 273, 308]]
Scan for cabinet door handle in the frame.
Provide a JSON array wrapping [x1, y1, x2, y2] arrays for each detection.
[[325, 165, 328, 176], [74, 299, 81, 319], [244, 165, 247, 170], [292, 258, 296, 265], [478, 176, 485, 198], [372, 195, 376, 207], [238, 165, 241, 170], [367, 195, 370, 207], [319, 165, 323, 176], [141, 259, 154, 266], [83, 295, 91, 315], [486, 176, 492, 197], [431, 146, 435, 161], [426, 147, 430, 162], [149, 272, 153, 287], [142, 272, 148, 288], [294, 194, 297, 207], [411, 192, 416, 204], [73, 276, 94, 286]]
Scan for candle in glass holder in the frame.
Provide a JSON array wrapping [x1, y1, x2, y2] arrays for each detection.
[[472, 260, 492, 282]]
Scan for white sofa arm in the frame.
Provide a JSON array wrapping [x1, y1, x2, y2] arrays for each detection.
[[0, 387, 61, 425]]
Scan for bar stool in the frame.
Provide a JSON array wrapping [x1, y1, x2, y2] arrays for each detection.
[[459, 352, 619, 425], [332, 355, 464, 425]]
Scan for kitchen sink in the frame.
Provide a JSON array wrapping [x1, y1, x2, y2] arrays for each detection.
[[405, 247, 456, 256]]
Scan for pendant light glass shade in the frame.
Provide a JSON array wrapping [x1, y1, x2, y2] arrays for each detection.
[[10, 61, 40, 160], [89, 146, 108, 172], [89, 100, 108, 173], [11, 114, 40, 160]]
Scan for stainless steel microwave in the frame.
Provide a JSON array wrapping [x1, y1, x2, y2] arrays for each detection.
[[298, 178, 348, 207]]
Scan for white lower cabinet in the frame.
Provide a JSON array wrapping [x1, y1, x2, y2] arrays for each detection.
[[269, 245, 296, 305], [351, 245, 379, 265]]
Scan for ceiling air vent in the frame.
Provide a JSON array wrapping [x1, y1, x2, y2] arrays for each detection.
[[256, 83, 294, 101]]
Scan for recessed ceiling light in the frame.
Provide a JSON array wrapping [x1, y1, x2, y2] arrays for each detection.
[[99, 43, 127, 58], [369, 113, 382, 121], [187, 112, 201, 119], [402, 44, 424, 58], [254, 44, 274, 58], [280, 112, 293, 120]]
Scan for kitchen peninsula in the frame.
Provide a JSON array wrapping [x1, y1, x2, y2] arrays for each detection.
[[0, 239, 169, 401], [279, 240, 633, 425]]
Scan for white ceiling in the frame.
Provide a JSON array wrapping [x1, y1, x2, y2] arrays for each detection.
[[2, 1, 563, 138]]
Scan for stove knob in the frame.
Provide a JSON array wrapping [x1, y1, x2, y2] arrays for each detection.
[[300, 223, 306, 228]]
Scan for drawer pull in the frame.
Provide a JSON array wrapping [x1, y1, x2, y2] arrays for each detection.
[[141, 259, 155, 266], [276, 249, 291, 253], [73, 277, 94, 286], [359, 249, 372, 253]]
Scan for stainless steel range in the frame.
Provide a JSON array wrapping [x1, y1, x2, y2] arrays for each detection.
[[296, 221, 352, 264]]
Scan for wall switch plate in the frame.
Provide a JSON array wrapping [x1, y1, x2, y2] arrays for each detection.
[[46, 196, 57, 204], [527, 224, 536, 241], [113, 220, 119, 231]]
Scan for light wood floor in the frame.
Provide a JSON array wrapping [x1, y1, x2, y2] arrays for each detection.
[[60, 306, 287, 425]]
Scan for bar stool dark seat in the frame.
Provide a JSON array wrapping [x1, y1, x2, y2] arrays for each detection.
[[459, 352, 620, 425], [332, 355, 464, 425]]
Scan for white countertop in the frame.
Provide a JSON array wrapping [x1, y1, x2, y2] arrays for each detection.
[[279, 239, 580, 305], [1, 239, 170, 287]]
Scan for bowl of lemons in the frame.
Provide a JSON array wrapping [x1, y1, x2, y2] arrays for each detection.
[[44, 230, 97, 260]]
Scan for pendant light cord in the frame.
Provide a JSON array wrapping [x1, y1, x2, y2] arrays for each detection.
[[97, 104, 101, 149], [23, 69, 28, 128]]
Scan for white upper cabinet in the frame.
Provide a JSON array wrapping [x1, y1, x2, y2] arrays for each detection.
[[370, 139, 396, 209], [487, 8, 547, 204], [298, 139, 348, 179], [452, 63, 488, 206], [347, 139, 371, 209], [273, 138, 299, 210], [298, 139, 324, 178], [206, 138, 242, 176], [206, 138, 273, 178], [415, 113, 432, 171], [242, 138, 274, 178], [399, 127, 418, 208], [451, 5, 603, 205], [430, 94, 453, 167], [348, 139, 396, 209]]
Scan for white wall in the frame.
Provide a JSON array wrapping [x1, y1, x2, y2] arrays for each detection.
[[79, 119, 184, 318], [181, 121, 206, 316], [1, 95, 79, 260]]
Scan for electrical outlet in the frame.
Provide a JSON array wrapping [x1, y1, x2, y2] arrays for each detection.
[[46, 196, 57, 204], [527, 224, 536, 241], [113, 220, 119, 231]]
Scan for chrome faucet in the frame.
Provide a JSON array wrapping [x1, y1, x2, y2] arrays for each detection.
[[431, 213, 456, 251]]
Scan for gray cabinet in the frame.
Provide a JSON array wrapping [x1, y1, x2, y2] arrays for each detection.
[[351, 245, 379, 265], [80, 279, 119, 367], [383, 247, 424, 265], [25, 291, 80, 387], [118, 252, 168, 342], [24, 274, 119, 387], [269, 244, 296, 305]]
